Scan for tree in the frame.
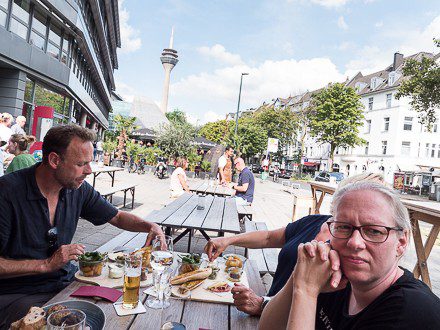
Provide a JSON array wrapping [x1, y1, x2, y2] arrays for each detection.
[[166, 108, 188, 126], [396, 39, 440, 130], [113, 115, 139, 159], [225, 116, 267, 158], [308, 83, 365, 166], [198, 120, 233, 144], [156, 123, 196, 159]]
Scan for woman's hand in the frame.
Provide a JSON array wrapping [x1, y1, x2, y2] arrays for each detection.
[[292, 240, 346, 298], [204, 237, 229, 261]]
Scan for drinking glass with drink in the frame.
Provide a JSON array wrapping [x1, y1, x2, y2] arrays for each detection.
[[122, 254, 142, 309], [146, 235, 174, 309]]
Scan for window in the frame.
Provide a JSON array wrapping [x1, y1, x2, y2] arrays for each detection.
[[388, 72, 396, 86], [432, 144, 436, 158], [365, 142, 369, 155], [403, 117, 413, 131], [401, 142, 410, 156], [47, 22, 62, 59], [365, 119, 372, 133], [61, 33, 69, 65], [382, 141, 387, 155], [30, 8, 47, 51], [434, 121, 438, 133], [10, 0, 30, 40], [368, 97, 373, 111], [384, 117, 390, 131], [386, 93, 392, 108], [0, 0, 8, 27], [425, 143, 430, 158]]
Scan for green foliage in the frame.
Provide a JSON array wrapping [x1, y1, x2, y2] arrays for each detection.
[[144, 146, 164, 165], [225, 116, 267, 158], [156, 123, 196, 158], [201, 160, 211, 172], [102, 139, 117, 154], [199, 120, 232, 144], [166, 108, 188, 126], [187, 149, 202, 171], [113, 115, 139, 159], [125, 140, 144, 162], [308, 83, 366, 163], [396, 39, 440, 131]]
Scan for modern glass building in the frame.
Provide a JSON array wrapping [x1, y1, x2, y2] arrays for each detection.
[[0, 0, 120, 141]]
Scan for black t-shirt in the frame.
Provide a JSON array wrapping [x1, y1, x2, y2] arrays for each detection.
[[317, 268, 440, 329], [0, 163, 118, 294], [268, 214, 331, 296]]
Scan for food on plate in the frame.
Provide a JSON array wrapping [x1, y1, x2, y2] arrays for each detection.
[[108, 263, 124, 279], [78, 251, 106, 277], [10, 306, 46, 330], [171, 267, 212, 285], [46, 304, 67, 316], [208, 265, 220, 280], [207, 282, 232, 293], [227, 267, 243, 282], [178, 279, 205, 294], [178, 253, 202, 274], [132, 246, 153, 271], [225, 255, 243, 270], [47, 308, 85, 328]]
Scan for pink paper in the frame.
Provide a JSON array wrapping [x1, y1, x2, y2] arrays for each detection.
[[71, 286, 122, 303]]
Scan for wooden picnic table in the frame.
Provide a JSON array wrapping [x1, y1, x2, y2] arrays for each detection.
[[189, 181, 234, 197], [91, 165, 124, 187], [44, 232, 264, 330], [145, 193, 240, 252], [308, 181, 440, 288]]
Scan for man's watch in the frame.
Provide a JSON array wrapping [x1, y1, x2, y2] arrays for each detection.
[[260, 296, 271, 311]]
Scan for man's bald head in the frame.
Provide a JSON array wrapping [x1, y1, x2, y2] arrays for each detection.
[[234, 157, 246, 171]]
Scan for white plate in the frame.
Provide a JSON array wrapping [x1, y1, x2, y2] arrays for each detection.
[[107, 252, 125, 262]]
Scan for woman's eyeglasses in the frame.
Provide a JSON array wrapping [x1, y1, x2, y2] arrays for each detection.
[[327, 221, 403, 243]]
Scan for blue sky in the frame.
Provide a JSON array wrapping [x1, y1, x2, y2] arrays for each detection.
[[114, 0, 440, 124]]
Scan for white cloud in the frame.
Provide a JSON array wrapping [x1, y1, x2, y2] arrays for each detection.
[[374, 21, 383, 28], [310, 0, 350, 8], [337, 16, 348, 30], [118, 0, 142, 54], [115, 80, 136, 102], [336, 41, 353, 51], [197, 44, 244, 66]]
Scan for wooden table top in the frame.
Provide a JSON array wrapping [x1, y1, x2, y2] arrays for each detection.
[[189, 182, 234, 197], [45, 232, 264, 330], [91, 165, 125, 174], [146, 193, 241, 234], [309, 181, 338, 193]]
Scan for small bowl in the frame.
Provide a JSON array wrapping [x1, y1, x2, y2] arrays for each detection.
[[227, 267, 243, 282], [79, 258, 106, 277]]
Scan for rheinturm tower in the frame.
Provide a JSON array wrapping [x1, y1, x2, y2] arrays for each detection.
[[160, 28, 179, 114]]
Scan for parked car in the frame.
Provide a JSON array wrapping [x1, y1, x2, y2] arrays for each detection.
[[251, 163, 263, 173], [314, 171, 345, 183], [280, 168, 293, 179]]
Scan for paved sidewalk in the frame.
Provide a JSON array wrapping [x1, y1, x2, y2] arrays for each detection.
[[72, 167, 440, 296]]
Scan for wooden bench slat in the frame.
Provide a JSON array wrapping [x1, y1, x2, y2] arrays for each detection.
[[201, 196, 225, 231], [162, 195, 198, 227], [221, 197, 240, 233], [99, 183, 137, 196], [244, 221, 269, 275], [147, 193, 193, 224], [182, 195, 214, 229]]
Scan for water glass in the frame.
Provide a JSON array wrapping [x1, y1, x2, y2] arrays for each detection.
[[47, 309, 86, 330]]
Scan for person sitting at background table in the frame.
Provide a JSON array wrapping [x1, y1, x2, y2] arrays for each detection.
[[232, 157, 255, 206], [0, 124, 165, 328], [204, 172, 385, 316], [259, 181, 440, 329], [5, 134, 36, 174], [170, 157, 190, 198]]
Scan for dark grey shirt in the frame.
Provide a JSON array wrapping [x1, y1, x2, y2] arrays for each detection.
[[236, 167, 255, 203], [0, 163, 118, 294]]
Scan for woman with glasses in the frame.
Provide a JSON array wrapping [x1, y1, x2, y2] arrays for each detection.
[[259, 181, 440, 329], [204, 172, 385, 316]]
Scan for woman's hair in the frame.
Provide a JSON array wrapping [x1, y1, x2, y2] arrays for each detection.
[[331, 181, 411, 235], [0, 112, 13, 124], [10, 134, 36, 152], [175, 157, 187, 168]]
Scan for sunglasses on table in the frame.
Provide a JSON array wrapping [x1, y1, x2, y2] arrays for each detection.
[[326, 221, 403, 243], [46, 227, 58, 256]]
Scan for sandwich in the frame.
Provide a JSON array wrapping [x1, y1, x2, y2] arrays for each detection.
[[207, 282, 232, 293], [10, 307, 46, 330], [171, 268, 212, 285], [178, 279, 205, 294]]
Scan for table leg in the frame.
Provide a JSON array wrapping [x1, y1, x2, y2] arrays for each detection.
[[165, 227, 172, 236], [315, 190, 325, 214], [413, 224, 440, 279], [198, 230, 211, 242], [410, 215, 432, 287], [187, 231, 192, 253], [93, 173, 96, 187], [172, 228, 190, 245], [109, 171, 115, 187]]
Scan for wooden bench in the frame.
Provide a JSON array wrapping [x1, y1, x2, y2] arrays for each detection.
[[244, 221, 279, 276], [282, 181, 301, 194], [99, 183, 137, 209], [237, 204, 254, 221]]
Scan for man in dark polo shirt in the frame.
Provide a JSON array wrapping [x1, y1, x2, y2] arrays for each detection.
[[0, 124, 164, 327], [232, 158, 255, 206]]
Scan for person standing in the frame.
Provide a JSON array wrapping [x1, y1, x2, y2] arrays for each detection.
[[10, 116, 26, 135], [5, 134, 36, 174], [96, 139, 104, 162], [0, 113, 13, 143], [218, 145, 234, 184], [232, 158, 255, 206]]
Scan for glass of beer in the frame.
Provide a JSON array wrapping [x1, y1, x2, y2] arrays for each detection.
[[122, 254, 142, 309]]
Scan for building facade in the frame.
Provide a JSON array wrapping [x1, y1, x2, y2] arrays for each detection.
[[0, 0, 120, 142]]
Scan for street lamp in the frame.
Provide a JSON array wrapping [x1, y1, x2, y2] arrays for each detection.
[[234, 73, 249, 147]]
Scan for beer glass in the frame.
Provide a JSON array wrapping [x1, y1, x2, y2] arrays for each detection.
[[122, 254, 142, 309], [146, 235, 173, 309]]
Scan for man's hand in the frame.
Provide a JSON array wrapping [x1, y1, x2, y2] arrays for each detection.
[[44, 244, 85, 272], [204, 237, 229, 261], [144, 223, 165, 246], [232, 284, 263, 316]]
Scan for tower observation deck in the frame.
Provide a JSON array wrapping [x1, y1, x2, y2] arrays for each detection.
[[160, 28, 179, 113]]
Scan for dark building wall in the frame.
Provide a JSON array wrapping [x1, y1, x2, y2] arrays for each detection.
[[0, 68, 25, 116]]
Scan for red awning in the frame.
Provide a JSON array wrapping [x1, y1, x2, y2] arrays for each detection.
[[303, 162, 318, 166]]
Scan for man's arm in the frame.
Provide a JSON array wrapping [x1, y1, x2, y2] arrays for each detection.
[[109, 210, 164, 246], [233, 182, 249, 192]]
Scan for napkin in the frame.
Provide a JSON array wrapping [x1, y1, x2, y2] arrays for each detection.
[[71, 286, 122, 303]]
